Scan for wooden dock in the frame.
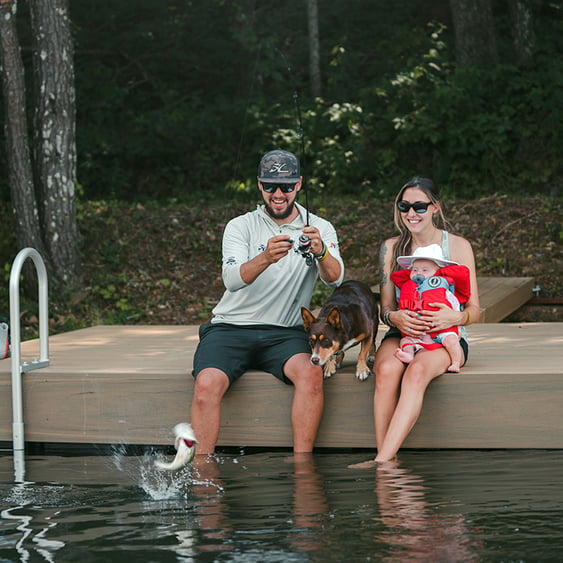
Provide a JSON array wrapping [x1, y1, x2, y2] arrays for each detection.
[[2, 275, 558, 452]]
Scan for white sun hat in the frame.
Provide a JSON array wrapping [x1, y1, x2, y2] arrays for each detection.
[[397, 243, 459, 269]]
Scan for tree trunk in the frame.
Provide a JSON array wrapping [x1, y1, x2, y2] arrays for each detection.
[[29, 0, 81, 286], [449, 0, 498, 67], [306, 0, 321, 98], [508, 0, 535, 62], [0, 0, 47, 258]]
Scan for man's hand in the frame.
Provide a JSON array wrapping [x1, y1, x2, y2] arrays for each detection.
[[301, 226, 323, 256], [264, 235, 294, 264]]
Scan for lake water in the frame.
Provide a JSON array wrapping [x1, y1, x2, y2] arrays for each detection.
[[1, 448, 563, 561]]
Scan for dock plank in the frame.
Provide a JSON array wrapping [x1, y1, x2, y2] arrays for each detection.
[[477, 276, 534, 322], [1, 322, 562, 450]]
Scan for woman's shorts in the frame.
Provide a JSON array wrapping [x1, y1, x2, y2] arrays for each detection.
[[192, 323, 311, 385]]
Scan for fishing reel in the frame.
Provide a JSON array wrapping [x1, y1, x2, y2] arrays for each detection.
[[294, 234, 314, 266]]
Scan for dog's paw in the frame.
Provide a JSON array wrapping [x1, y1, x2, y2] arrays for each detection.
[[355, 370, 371, 381], [323, 356, 339, 378], [367, 355, 375, 368]]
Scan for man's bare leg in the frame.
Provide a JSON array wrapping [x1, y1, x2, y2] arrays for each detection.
[[284, 353, 324, 452], [190, 368, 230, 455]]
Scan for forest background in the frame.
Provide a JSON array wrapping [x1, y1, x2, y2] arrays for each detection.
[[0, 0, 561, 338]]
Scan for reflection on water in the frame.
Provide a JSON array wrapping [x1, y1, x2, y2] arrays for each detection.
[[1, 449, 563, 561], [374, 462, 482, 561]]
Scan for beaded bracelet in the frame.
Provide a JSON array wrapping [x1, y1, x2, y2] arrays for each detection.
[[382, 310, 395, 328]]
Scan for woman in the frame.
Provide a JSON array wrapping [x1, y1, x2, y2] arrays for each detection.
[[356, 176, 480, 466]]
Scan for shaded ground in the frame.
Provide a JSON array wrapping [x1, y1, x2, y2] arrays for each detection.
[[1, 195, 562, 338]]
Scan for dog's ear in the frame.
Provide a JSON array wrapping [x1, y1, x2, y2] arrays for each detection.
[[326, 307, 342, 329], [301, 307, 316, 328]]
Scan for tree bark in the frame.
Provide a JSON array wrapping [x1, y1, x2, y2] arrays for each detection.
[[508, 0, 535, 62], [29, 0, 81, 285], [0, 0, 46, 258], [306, 0, 321, 98], [449, 0, 498, 67]]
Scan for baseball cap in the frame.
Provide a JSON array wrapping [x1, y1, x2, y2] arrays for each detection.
[[257, 149, 300, 184]]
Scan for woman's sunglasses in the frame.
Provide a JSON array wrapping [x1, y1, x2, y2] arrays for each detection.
[[261, 182, 297, 193], [396, 200, 432, 214]]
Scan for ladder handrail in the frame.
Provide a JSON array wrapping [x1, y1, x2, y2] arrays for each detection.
[[9, 247, 50, 453]]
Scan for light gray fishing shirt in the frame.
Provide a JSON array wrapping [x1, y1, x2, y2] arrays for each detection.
[[211, 202, 344, 327]]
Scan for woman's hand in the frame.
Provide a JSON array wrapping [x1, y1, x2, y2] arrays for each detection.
[[419, 302, 464, 332], [392, 309, 431, 336]]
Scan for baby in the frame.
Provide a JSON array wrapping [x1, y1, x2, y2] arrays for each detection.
[[391, 244, 471, 373]]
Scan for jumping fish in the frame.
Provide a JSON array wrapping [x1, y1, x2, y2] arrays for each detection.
[[154, 422, 198, 471]]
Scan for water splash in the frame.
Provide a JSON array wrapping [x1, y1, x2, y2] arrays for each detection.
[[107, 445, 224, 501], [139, 457, 190, 501]]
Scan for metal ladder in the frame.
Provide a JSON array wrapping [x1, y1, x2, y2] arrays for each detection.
[[9, 248, 50, 469]]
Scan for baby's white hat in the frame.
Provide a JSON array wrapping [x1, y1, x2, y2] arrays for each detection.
[[397, 243, 459, 269]]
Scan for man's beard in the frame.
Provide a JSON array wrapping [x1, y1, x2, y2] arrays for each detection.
[[264, 200, 295, 220]]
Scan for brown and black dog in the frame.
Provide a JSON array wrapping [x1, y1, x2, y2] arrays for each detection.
[[301, 280, 379, 380]]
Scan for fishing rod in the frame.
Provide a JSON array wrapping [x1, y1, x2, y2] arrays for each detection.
[[292, 88, 314, 266], [248, 47, 312, 265], [278, 49, 315, 266]]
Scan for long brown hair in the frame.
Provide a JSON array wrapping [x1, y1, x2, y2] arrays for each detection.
[[391, 176, 450, 270]]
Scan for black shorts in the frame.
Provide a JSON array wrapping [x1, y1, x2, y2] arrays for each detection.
[[192, 323, 311, 385], [381, 327, 469, 365]]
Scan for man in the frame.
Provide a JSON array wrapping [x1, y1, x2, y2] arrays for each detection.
[[190, 149, 344, 455]]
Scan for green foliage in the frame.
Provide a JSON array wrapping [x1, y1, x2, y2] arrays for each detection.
[[310, 279, 335, 309], [258, 19, 562, 199], [2, 262, 10, 284], [357, 25, 563, 197], [0, 0, 561, 202], [303, 100, 369, 195]]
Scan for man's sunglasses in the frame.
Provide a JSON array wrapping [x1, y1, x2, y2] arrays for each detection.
[[261, 182, 297, 193], [396, 200, 432, 214]]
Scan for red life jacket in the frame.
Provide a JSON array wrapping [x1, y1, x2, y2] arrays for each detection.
[[391, 265, 471, 347]]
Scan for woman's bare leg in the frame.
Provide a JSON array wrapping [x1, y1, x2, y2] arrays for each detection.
[[374, 347, 451, 462], [374, 338, 406, 451]]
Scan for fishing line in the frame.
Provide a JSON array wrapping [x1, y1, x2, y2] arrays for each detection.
[[277, 48, 314, 265], [277, 48, 311, 227], [233, 38, 263, 185], [293, 89, 310, 227], [234, 39, 314, 265]]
